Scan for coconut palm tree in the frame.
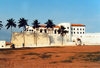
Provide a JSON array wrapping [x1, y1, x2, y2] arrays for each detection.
[[45, 19, 55, 45], [18, 18, 28, 47], [45, 19, 55, 31], [18, 18, 28, 31], [32, 19, 40, 29], [32, 19, 40, 46], [5, 18, 16, 42], [58, 26, 68, 45], [0, 21, 3, 30]]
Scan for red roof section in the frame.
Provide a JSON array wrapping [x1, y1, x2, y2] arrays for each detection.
[[40, 25, 60, 28], [40, 25, 46, 27], [6, 42, 12, 45], [71, 24, 85, 26]]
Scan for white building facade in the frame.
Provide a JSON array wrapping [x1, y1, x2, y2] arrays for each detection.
[[24, 22, 100, 45]]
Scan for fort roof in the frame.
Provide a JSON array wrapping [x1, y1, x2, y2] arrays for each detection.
[[40, 25, 60, 28], [71, 24, 85, 26]]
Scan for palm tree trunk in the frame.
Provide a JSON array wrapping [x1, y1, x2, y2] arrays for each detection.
[[36, 33, 37, 46], [10, 27, 12, 43], [49, 28, 51, 45], [34, 31, 37, 46], [23, 28, 25, 47], [62, 35, 63, 45]]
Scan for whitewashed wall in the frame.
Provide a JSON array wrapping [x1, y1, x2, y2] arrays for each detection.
[[81, 33, 100, 45]]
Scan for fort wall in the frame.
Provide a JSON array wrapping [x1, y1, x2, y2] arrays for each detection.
[[11, 32, 75, 48]]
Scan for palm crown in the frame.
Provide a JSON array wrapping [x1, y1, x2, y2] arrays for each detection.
[[0, 21, 3, 30], [5, 18, 16, 29], [32, 20, 40, 28], [58, 26, 68, 35], [45, 19, 55, 28], [18, 18, 28, 30]]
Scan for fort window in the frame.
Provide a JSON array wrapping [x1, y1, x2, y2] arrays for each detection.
[[58, 30, 60, 34], [54, 30, 57, 34], [74, 28, 75, 30], [67, 27, 69, 29], [29, 30, 31, 31], [77, 28, 79, 30], [80, 32, 82, 34], [77, 32, 79, 34], [83, 29, 84, 30], [80, 28, 82, 30], [44, 29, 47, 33], [71, 28, 73, 30], [83, 32, 84, 34], [40, 29, 42, 33], [74, 32, 75, 34], [71, 32, 73, 34]]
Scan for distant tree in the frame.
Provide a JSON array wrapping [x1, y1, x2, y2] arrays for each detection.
[[32, 19, 40, 46], [58, 26, 68, 45], [18, 18, 28, 47], [5, 18, 16, 42], [0, 21, 3, 30]]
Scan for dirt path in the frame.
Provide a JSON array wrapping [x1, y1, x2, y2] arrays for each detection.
[[0, 46, 100, 68]]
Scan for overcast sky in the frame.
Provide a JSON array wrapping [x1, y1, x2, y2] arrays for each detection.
[[0, 0, 100, 42]]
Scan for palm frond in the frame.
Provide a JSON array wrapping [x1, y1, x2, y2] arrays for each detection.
[[18, 18, 28, 30], [32, 19, 40, 28], [45, 19, 55, 28], [5, 18, 16, 29]]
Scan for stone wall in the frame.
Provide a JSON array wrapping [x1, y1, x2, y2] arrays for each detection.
[[11, 32, 50, 47], [11, 32, 76, 48]]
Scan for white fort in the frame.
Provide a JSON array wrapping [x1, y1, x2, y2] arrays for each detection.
[[11, 22, 100, 48]]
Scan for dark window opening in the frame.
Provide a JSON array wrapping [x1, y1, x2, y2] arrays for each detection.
[[44, 29, 47, 33], [40, 29, 42, 33], [29, 30, 31, 31], [71, 32, 73, 34], [54, 30, 57, 34]]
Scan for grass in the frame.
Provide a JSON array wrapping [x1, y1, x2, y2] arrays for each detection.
[[39, 54, 52, 59], [31, 58, 36, 59], [0, 51, 13, 54], [24, 52, 40, 55], [59, 51, 100, 63], [21, 57, 25, 59], [0, 58, 7, 60], [61, 60, 72, 63], [45, 52, 56, 53], [83, 55, 100, 62], [74, 52, 100, 62], [49, 61, 57, 64], [55, 55, 60, 57]]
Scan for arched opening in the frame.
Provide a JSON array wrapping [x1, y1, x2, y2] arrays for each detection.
[[54, 30, 57, 34], [44, 29, 47, 33], [40, 29, 42, 33]]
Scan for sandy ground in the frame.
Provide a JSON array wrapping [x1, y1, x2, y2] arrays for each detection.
[[0, 45, 100, 68]]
